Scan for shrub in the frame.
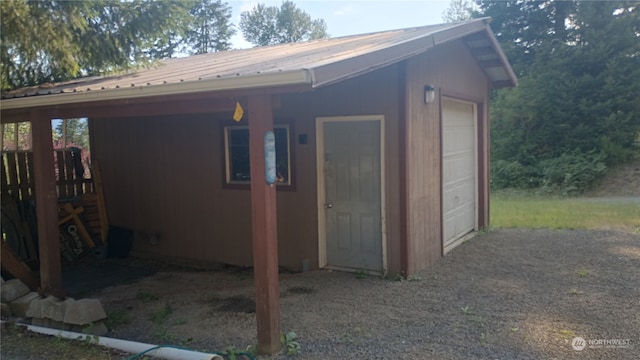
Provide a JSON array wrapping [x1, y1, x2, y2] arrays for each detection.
[[491, 160, 541, 190], [539, 150, 607, 195]]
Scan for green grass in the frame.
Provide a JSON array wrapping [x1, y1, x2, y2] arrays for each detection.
[[149, 303, 173, 324], [491, 193, 640, 232], [104, 309, 129, 330], [136, 290, 159, 303]]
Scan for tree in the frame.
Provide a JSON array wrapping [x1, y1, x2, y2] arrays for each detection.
[[184, 0, 236, 54], [54, 118, 90, 150], [442, 0, 474, 22], [478, 1, 640, 193], [0, 0, 192, 90], [476, 0, 577, 76], [240, 1, 328, 47], [1, 122, 31, 151]]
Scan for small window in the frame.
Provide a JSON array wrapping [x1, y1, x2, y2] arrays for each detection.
[[224, 124, 291, 186], [52, 118, 92, 179], [1, 122, 31, 151], [52, 118, 90, 152]]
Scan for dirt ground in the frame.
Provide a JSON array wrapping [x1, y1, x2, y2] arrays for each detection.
[[7, 228, 628, 360], [588, 157, 640, 196]]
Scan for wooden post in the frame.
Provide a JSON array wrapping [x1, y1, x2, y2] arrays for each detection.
[[248, 94, 281, 354], [31, 113, 64, 296]]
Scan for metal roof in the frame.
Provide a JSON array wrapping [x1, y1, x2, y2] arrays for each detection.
[[1, 18, 516, 109]]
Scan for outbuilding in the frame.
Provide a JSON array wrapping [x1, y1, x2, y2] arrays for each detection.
[[1, 18, 516, 353]]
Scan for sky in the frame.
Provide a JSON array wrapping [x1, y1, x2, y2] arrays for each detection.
[[227, 0, 453, 49]]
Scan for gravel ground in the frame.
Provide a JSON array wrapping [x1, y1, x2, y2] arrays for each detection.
[[78, 228, 640, 360]]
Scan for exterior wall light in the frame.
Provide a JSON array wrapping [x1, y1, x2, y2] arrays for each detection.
[[424, 85, 436, 104]]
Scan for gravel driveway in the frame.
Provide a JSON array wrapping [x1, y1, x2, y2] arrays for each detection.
[[88, 229, 640, 360]]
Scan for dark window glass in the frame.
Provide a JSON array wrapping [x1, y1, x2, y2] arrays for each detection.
[[226, 125, 290, 185]]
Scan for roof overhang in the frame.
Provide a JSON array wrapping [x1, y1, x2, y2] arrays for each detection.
[[0, 69, 312, 110], [308, 19, 489, 88], [464, 24, 518, 88]]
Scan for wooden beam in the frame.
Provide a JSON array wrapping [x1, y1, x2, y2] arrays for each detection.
[[477, 102, 487, 229], [0, 241, 39, 290], [478, 59, 504, 68], [398, 62, 410, 276], [248, 94, 281, 355], [1, 84, 310, 123], [470, 47, 497, 57], [31, 112, 64, 297]]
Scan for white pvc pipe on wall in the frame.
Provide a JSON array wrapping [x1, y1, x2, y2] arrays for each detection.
[[2, 321, 223, 360]]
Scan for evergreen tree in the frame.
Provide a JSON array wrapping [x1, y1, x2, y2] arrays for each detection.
[[478, 1, 640, 193], [476, 0, 577, 76], [240, 1, 328, 47], [185, 0, 236, 54], [0, 0, 191, 90]]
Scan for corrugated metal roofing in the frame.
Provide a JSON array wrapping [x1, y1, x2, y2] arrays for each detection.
[[1, 18, 516, 108]]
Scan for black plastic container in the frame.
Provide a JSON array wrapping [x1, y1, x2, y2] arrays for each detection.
[[107, 226, 133, 258]]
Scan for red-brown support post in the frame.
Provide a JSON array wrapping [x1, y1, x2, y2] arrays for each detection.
[[31, 113, 64, 296], [247, 94, 281, 354]]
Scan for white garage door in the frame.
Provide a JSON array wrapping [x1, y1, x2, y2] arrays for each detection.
[[442, 98, 477, 254]]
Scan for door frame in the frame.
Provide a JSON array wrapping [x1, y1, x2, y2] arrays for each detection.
[[440, 97, 479, 254], [315, 115, 387, 273]]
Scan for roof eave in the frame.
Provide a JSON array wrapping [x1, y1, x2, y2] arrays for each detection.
[[484, 25, 518, 88], [0, 69, 313, 110], [309, 19, 502, 89]]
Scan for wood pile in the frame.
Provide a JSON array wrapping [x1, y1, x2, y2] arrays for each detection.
[[1, 151, 110, 290]]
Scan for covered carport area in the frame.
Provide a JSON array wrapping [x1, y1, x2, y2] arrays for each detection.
[[1, 77, 314, 353]]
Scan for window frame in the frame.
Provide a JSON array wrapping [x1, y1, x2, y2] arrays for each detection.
[[222, 120, 295, 191], [1, 122, 32, 151]]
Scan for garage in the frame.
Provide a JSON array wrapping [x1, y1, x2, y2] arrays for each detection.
[[442, 98, 477, 254], [1, 18, 517, 353]]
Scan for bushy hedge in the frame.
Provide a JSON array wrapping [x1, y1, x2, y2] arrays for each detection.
[[491, 150, 608, 195], [539, 150, 607, 195]]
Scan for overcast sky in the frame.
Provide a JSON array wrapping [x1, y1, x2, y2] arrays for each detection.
[[228, 0, 452, 49]]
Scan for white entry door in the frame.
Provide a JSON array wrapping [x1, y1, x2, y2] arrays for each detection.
[[442, 99, 477, 253], [317, 117, 383, 272]]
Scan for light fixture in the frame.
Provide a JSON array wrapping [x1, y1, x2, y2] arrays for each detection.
[[424, 85, 435, 104]]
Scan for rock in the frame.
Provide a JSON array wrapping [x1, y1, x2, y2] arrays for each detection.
[[9, 292, 40, 317], [27, 296, 59, 321], [1, 279, 30, 303], [44, 297, 68, 322], [1, 303, 12, 317], [63, 298, 107, 325]]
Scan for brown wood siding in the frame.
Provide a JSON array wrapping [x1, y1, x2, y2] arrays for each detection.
[[276, 64, 402, 274], [404, 40, 490, 274], [90, 64, 403, 273]]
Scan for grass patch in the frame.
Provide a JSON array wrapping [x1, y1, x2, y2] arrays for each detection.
[[136, 290, 160, 303], [491, 193, 640, 231], [567, 287, 583, 295], [104, 309, 129, 330], [577, 269, 589, 278], [355, 270, 367, 279], [149, 303, 173, 324], [559, 329, 575, 339]]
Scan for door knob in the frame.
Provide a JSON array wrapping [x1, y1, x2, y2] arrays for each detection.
[[324, 203, 333, 209]]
